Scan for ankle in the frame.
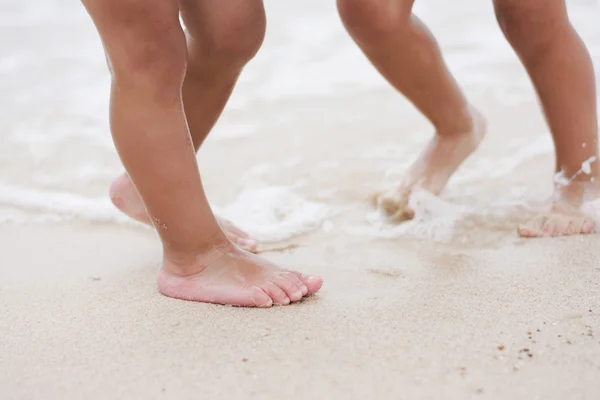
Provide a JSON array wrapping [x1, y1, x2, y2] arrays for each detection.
[[553, 172, 600, 206], [162, 236, 234, 277], [556, 157, 600, 184], [434, 105, 478, 137]]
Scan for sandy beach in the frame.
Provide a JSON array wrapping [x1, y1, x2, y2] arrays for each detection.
[[1, 0, 600, 399]]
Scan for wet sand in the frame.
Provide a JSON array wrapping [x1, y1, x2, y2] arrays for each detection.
[[2, 0, 600, 398]]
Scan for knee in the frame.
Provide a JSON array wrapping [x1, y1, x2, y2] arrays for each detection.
[[494, 0, 564, 53], [114, 26, 187, 89], [88, 2, 188, 90], [337, 0, 414, 37], [187, 8, 266, 72]]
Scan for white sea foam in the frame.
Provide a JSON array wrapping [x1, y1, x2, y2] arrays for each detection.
[[345, 190, 467, 242], [0, 184, 332, 242], [454, 135, 554, 184], [0, 184, 127, 223], [1, 0, 599, 243], [215, 187, 332, 242]]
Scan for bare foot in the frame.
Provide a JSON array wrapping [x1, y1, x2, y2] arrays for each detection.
[[110, 173, 258, 252], [375, 107, 486, 220], [518, 180, 599, 238], [158, 241, 323, 307]]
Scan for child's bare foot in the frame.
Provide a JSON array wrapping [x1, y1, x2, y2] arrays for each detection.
[[518, 180, 599, 238], [375, 107, 486, 220], [158, 241, 323, 307], [110, 173, 258, 252]]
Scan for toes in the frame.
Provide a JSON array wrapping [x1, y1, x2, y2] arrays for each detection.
[[518, 215, 549, 238], [570, 218, 595, 235], [582, 219, 595, 234], [272, 275, 304, 302], [164, 283, 274, 308], [563, 220, 577, 236], [302, 276, 324, 295], [545, 219, 563, 237], [291, 271, 324, 295], [536, 216, 553, 237], [517, 223, 535, 238], [260, 282, 290, 305], [517, 225, 535, 238], [282, 271, 308, 296], [519, 214, 596, 238], [553, 217, 572, 237], [250, 286, 274, 308], [545, 216, 594, 236], [518, 221, 543, 238]]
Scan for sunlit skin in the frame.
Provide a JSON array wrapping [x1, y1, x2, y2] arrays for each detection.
[[338, 0, 598, 237], [82, 0, 322, 306]]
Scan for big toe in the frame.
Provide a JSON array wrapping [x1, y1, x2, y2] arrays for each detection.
[[250, 286, 276, 308], [292, 272, 323, 296], [518, 216, 547, 238], [212, 286, 274, 308]]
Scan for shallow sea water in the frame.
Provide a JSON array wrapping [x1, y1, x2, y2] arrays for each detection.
[[0, 0, 599, 244]]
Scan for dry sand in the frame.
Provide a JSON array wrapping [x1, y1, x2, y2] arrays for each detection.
[[1, 220, 600, 399], [2, 0, 600, 399]]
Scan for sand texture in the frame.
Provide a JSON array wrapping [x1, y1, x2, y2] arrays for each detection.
[[1, 0, 600, 399]]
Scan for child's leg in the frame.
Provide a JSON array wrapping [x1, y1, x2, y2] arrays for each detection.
[[82, 0, 322, 306], [337, 0, 486, 220], [493, 0, 599, 237], [108, 1, 265, 251]]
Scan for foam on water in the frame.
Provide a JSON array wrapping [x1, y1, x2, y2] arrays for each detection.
[[454, 135, 555, 184], [346, 190, 468, 242], [0, 184, 332, 242], [1, 0, 600, 243], [0, 183, 126, 223], [346, 188, 546, 243], [215, 187, 332, 242]]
